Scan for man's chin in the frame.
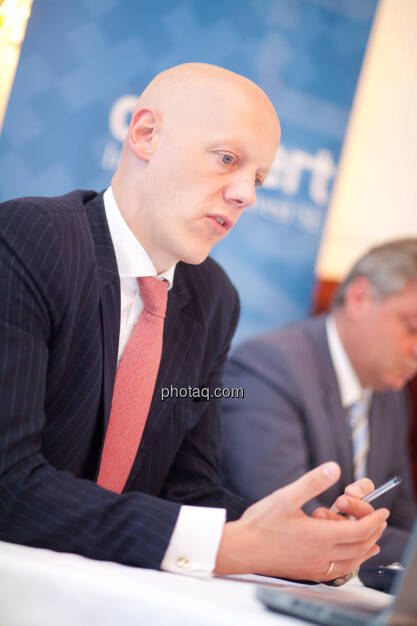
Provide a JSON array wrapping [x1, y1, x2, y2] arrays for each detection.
[[179, 249, 211, 266], [377, 374, 408, 392]]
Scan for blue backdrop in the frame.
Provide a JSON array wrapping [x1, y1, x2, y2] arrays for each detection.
[[0, 0, 377, 344]]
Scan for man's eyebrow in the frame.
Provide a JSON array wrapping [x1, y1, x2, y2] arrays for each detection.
[[206, 138, 242, 151]]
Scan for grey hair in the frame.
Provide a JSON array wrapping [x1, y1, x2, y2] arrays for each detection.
[[332, 238, 417, 309]]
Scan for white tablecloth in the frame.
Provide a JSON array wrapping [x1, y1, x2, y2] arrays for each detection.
[[0, 541, 390, 626]]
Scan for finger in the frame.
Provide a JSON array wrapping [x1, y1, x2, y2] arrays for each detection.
[[319, 544, 381, 581], [329, 477, 375, 513], [326, 508, 389, 544], [344, 478, 374, 499], [330, 525, 386, 562], [334, 495, 375, 519], [312, 507, 343, 521], [357, 543, 381, 567], [278, 462, 341, 512]]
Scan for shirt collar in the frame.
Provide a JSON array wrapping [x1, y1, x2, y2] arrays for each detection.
[[103, 187, 175, 288], [326, 314, 371, 408]]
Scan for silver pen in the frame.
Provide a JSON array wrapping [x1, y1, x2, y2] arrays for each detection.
[[362, 476, 401, 503], [334, 476, 401, 516]]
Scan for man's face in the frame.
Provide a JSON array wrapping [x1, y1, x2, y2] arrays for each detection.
[[133, 87, 280, 272], [357, 281, 417, 390]]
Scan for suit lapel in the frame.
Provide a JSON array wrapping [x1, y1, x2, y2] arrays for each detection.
[[321, 385, 354, 483], [99, 285, 120, 431], [85, 192, 120, 433], [309, 316, 354, 484], [367, 393, 390, 485]]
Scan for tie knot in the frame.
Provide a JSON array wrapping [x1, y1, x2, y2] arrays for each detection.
[[138, 277, 168, 318]]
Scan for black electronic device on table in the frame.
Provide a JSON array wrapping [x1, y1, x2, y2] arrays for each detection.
[[359, 562, 404, 595]]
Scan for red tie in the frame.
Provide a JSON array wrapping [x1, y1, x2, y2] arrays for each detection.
[[97, 276, 168, 493]]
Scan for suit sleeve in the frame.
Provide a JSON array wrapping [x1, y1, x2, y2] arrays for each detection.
[[372, 391, 417, 565], [220, 337, 322, 511], [160, 282, 251, 521], [0, 204, 180, 569]]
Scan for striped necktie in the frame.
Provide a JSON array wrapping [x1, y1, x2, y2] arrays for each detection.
[[97, 276, 168, 493], [347, 399, 370, 480]]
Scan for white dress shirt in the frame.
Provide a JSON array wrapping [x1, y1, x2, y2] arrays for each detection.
[[326, 315, 372, 413], [103, 187, 225, 576]]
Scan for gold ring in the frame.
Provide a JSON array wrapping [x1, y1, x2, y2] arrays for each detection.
[[325, 561, 335, 576]]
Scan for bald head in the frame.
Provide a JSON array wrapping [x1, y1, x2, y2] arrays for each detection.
[[117, 63, 280, 176], [112, 63, 280, 272], [134, 63, 279, 133]]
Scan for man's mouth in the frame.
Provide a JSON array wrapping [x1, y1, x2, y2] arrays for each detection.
[[206, 214, 232, 233]]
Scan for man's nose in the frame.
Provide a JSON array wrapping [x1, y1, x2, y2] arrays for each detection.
[[223, 175, 257, 209]]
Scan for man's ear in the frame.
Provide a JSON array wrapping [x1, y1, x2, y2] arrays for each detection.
[[127, 108, 161, 161], [344, 277, 373, 320]]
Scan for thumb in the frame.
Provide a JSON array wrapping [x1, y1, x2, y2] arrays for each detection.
[[279, 462, 341, 511]]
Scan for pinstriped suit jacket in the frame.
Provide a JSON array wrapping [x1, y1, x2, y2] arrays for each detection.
[[0, 189, 248, 569]]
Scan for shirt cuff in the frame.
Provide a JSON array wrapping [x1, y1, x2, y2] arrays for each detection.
[[160, 505, 226, 577]]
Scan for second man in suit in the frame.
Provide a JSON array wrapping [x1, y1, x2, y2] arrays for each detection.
[[222, 239, 417, 565]]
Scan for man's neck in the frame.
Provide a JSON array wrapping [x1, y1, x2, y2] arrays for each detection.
[[111, 177, 175, 274]]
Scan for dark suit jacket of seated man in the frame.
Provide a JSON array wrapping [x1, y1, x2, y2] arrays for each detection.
[[221, 241, 417, 567], [0, 187, 252, 569]]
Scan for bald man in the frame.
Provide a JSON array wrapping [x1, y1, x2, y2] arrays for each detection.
[[0, 64, 388, 582]]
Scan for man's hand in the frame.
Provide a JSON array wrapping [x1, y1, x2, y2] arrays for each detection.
[[313, 477, 376, 521], [215, 463, 389, 581]]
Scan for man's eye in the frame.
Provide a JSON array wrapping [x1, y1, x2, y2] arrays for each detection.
[[220, 153, 234, 165]]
